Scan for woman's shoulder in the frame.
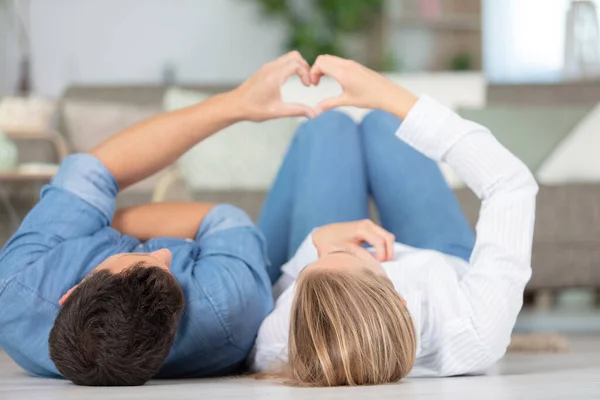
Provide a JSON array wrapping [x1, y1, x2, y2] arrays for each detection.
[[280, 232, 319, 279], [384, 249, 456, 291]]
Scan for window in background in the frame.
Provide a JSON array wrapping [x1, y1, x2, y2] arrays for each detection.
[[484, 0, 600, 83]]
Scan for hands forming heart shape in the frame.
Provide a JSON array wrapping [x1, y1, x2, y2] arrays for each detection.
[[233, 51, 417, 123]]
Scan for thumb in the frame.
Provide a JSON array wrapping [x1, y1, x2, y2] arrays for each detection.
[[278, 102, 317, 119], [315, 95, 349, 115]]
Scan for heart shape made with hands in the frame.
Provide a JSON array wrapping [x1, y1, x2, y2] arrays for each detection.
[[280, 75, 343, 115], [278, 58, 364, 119], [244, 52, 410, 122], [280, 74, 375, 122], [273, 52, 397, 120]]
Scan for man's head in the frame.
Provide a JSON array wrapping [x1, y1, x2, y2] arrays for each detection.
[[49, 249, 185, 386]]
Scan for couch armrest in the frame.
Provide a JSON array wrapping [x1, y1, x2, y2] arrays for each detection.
[[151, 167, 191, 203]]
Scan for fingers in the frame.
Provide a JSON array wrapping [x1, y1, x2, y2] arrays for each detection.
[[315, 95, 348, 115], [355, 221, 386, 262], [358, 229, 387, 262], [373, 225, 395, 261], [281, 59, 311, 87], [310, 64, 325, 86], [356, 220, 395, 262], [310, 58, 327, 85], [272, 51, 311, 87], [310, 54, 345, 85], [278, 102, 316, 119], [282, 50, 306, 63], [271, 50, 306, 67], [312, 55, 353, 113]]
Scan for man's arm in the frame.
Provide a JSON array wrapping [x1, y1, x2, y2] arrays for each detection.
[[90, 95, 235, 190], [95, 51, 316, 240], [0, 52, 313, 275], [112, 203, 216, 241], [95, 51, 314, 241], [91, 51, 314, 190]]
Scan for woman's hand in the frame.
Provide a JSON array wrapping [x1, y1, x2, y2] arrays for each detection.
[[310, 55, 418, 119], [313, 220, 396, 262], [232, 51, 316, 122]]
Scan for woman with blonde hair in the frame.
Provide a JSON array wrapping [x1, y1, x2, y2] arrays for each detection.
[[252, 55, 538, 387]]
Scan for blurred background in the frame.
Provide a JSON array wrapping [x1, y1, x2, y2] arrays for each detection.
[[0, 0, 599, 337]]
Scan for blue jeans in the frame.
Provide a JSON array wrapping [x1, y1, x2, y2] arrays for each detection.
[[258, 110, 475, 283]]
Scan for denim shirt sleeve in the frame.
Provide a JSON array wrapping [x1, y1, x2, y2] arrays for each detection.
[[191, 205, 274, 354], [195, 204, 256, 241], [50, 154, 118, 225], [0, 154, 118, 276]]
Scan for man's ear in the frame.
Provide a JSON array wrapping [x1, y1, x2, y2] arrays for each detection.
[[59, 286, 77, 306]]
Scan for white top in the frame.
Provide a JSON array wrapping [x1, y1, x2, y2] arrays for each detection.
[[249, 96, 538, 377]]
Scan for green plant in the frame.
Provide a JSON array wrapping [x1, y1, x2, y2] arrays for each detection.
[[381, 51, 401, 72], [450, 53, 473, 71], [252, 0, 383, 64]]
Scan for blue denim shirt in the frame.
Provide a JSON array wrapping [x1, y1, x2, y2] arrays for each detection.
[[0, 154, 273, 378]]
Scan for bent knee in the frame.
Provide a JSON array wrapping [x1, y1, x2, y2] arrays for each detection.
[[297, 110, 357, 142], [360, 110, 402, 137]]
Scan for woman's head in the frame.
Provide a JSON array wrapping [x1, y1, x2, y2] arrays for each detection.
[[288, 263, 416, 387]]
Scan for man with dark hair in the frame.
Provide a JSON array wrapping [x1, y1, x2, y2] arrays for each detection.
[[49, 266, 185, 386], [0, 52, 316, 386]]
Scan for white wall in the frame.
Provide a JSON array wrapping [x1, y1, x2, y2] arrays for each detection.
[[483, 0, 600, 83], [28, 0, 286, 97]]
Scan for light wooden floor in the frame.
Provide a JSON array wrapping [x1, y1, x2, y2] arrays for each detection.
[[1, 336, 599, 400]]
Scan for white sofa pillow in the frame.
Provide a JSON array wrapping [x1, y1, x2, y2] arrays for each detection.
[[164, 87, 300, 190], [62, 99, 164, 192], [537, 104, 600, 184], [0, 97, 57, 133]]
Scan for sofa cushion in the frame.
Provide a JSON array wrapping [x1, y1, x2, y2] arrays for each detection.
[[61, 99, 165, 192], [455, 184, 600, 289], [458, 106, 591, 171], [62, 99, 160, 151], [538, 104, 600, 184]]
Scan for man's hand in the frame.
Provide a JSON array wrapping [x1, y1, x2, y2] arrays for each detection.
[[232, 51, 316, 122], [310, 55, 418, 119], [313, 220, 396, 262]]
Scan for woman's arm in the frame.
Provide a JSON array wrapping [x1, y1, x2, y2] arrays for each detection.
[[397, 97, 537, 374], [312, 56, 538, 373]]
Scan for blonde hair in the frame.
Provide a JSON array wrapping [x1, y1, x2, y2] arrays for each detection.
[[286, 267, 417, 387]]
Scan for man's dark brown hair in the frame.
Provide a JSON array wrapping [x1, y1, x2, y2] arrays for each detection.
[[49, 265, 185, 386]]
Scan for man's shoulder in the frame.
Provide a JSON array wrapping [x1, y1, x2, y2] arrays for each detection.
[[159, 291, 247, 377], [195, 204, 256, 241], [1, 229, 126, 299], [0, 272, 61, 377]]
